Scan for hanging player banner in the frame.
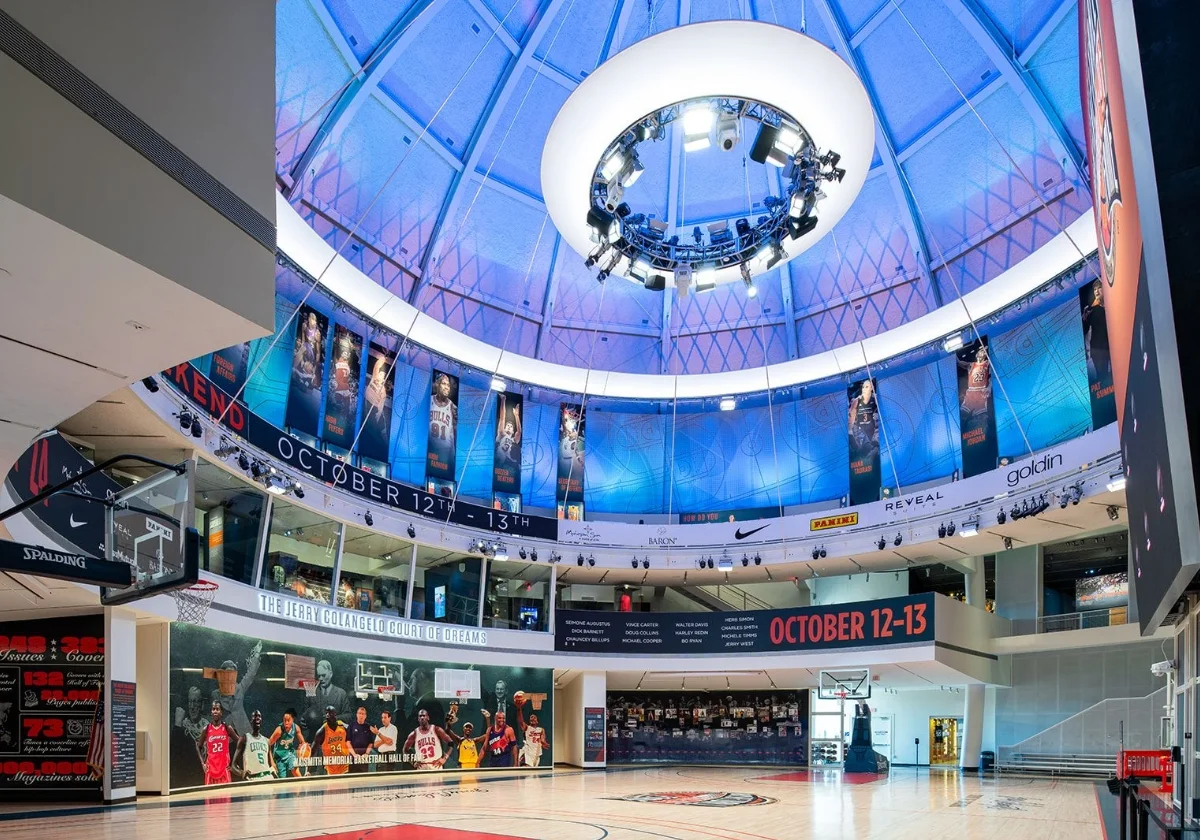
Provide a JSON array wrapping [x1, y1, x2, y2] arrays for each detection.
[[167, 622, 553, 789], [323, 325, 363, 450], [285, 305, 328, 436], [209, 342, 251, 395], [956, 337, 998, 478], [847, 378, 881, 506], [1079, 279, 1117, 430], [426, 369, 459, 484], [556, 402, 585, 519], [360, 342, 395, 463], [492, 392, 523, 504]]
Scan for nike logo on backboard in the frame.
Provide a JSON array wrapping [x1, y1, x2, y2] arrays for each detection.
[[69, 515, 86, 528], [734, 525, 768, 540]]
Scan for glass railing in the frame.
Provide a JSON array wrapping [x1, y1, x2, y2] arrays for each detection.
[[1010, 607, 1129, 636]]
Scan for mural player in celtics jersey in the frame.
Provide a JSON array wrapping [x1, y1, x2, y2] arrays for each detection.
[[235, 710, 276, 780], [197, 700, 239, 785], [268, 709, 307, 777]]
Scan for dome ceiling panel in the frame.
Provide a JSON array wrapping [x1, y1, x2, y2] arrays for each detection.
[[856, 0, 999, 149], [322, 0, 424, 61], [306, 94, 457, 262], [975, 0, 1068, 55], [877, 354, 961, 484], [419, 181, 555, 313], [278, 0, 1092, 378], [377, 0, 514, 154], [474, 67, 571, 198], [480, 0, 544, 43], [276, 0, 355, 176], [533, 0, 620, 81], [1025, 5, 1086, 154]]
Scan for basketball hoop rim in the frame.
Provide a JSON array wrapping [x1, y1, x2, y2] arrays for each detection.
[[181, 580, 220, 592]]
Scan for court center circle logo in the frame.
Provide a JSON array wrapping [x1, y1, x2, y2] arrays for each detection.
[[609, 791, 776, 807]]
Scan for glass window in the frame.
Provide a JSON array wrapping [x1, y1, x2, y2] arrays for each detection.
[[194, 459, 268, 586], [411, 547, 482, 627], [484, 561, 553, 631], [258, 497, 341, 604], [337, 525, 412, 615]]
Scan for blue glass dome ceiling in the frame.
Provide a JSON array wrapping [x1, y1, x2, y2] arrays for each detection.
[[275, 0, 1090, 376]]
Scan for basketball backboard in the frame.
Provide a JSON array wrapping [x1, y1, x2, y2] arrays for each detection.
[[817, 669, 871, 700], [100, 460, 198, 606]]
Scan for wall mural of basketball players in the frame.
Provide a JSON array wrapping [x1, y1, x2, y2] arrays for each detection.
[[956, 338, 998, 478], [359, 342, 395, 463], [492, 391, 523, 510], [847, 379, 881, 506], [1080, 280, 1118, 429], [556, 402, 585, 520], [426, 370, 459, 492], [168, 623, 552, 789], [285, 305, 328, 436], [323, 325, 363, 450]]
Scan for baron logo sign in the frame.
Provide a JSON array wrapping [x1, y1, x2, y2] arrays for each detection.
[[810, 512, 858, 532], [608, 791, 777, 807]]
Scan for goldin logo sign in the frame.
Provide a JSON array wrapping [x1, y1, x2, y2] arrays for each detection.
[[1006, 453, 1064, 488]]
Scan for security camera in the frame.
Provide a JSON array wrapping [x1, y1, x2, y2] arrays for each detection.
[[1151, 660, 1176, 677], [716, 113, 741, 151]]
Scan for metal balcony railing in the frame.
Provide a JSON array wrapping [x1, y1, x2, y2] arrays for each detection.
[[1010, 607, 1128, 636]]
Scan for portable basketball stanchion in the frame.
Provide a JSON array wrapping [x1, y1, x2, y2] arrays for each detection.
[[172, 580, 219, 625]]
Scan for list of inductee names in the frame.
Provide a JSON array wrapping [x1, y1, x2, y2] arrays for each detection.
[[0, 616, 105, 796]]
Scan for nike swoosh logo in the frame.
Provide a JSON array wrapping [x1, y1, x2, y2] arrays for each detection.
[[69, 515, 86, 528], [734, 525, 769, 540]]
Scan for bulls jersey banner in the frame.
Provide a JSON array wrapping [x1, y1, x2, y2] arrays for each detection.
[[359, 342, 395, 463], [1079, 279, 1117, 429], [323, 325, 363, 450], [286, 305, 328, 436], [0, 615, 105, 800], [492, 392, 523, 503], [847, 379, 880, 506], [168, 622, 552, 790], [209, 342, 251, 395], [956, 338, 998, 478], [556, 402, 585, 516], [426, 370, 459, 483]]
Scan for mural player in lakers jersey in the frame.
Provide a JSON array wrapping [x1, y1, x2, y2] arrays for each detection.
[[310, 705, 351, 775]]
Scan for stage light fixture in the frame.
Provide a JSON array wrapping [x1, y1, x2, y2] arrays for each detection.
[[1107, 472, 1126, 492], [943, 334, 964, 353], [1107, 505, 1120, 521], [292, 481, 305, 499], [237, 452, 251, 472], [1060, 491, 1069, 510], [250, 460, 270, 479], [682, 105, 715, 151], [938, 523, 947, 539], [364, 511, 374, 527], [958, 520, 979, 538], [1003, 536, 1013, 550], [519, 547, 528, 560], [876, 536, 887, 551], [812, 547, 820, 560], [996, 509, 1006, 525], [631, 557, 639, 569], [642, 558, 649, 570], [754, 553, 762, 565], [894, 533, 902, 547], [531, 549, 538, 562], [141, 377, 160, 393], [707, 557, 715, 569], [716, 112, 741, 151], [600, 149, 625, 181], [718, 557, 734, 572], [214, 440, 239, 459], [719, 396, 737, 412], [787, 213, 819, 240], [407, 523, 416, 539], [588, 555, 596, 567], [946, 521, 956, 537], [741, 554, 749, 567], [577, 554, 584, 566]]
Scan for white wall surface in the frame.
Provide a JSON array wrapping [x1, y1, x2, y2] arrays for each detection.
[[867, 689, 966, 766], [135, 622, 169, 794], [809, 572, 909, 605]]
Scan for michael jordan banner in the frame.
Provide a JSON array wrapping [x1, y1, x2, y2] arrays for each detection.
[[168, 622, 553, 790], [359, 342, 395, 463], [1079, 280, 1117, 429], [323, 325, 363, 450], [285, 305, 328, 436], [425, 370, 459, 484], [556, 402, 585, 519], [956, 338, 998, 478], [209, 342, 251, 395], [492, 391, 523, 508], [847, 379, 880, 506]]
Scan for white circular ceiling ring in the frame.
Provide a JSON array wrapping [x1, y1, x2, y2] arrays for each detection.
[[541, 21, 876, 288]]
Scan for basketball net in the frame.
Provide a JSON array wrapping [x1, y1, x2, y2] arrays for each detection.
[[299, 679, 318, 698], [171, 580, 219, 625]]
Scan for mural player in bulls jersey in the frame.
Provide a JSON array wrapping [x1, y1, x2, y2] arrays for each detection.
[[495, 393, 522, 473], [402, 709, 455, 770], [959, 345, 993, 417], [426, 372, 458, 482], [480, 708, 519, 767], [197, 701, 239, 785]]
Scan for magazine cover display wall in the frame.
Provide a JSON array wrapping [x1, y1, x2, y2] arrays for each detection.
[[606, 690, 808, 766], [168, 624, 552, 789]]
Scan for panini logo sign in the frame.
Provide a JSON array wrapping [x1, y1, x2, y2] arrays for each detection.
[[810, 513, 858, 532]]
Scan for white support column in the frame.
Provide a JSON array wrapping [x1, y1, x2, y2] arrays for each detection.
[[405, 542, 418, 619], [961, 684, 986, 771], [561, 671, 607, 767], [963, 556, 986, 608], [104, 607, 138, 803], [135, 622, 170, 795]]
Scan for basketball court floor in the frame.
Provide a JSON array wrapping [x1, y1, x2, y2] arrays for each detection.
[[0, 766, 1102, 840]]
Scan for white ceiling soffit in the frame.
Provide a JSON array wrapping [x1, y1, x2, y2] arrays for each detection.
[[0, 194, 269, 474], [280, 192, 1096, 399]]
